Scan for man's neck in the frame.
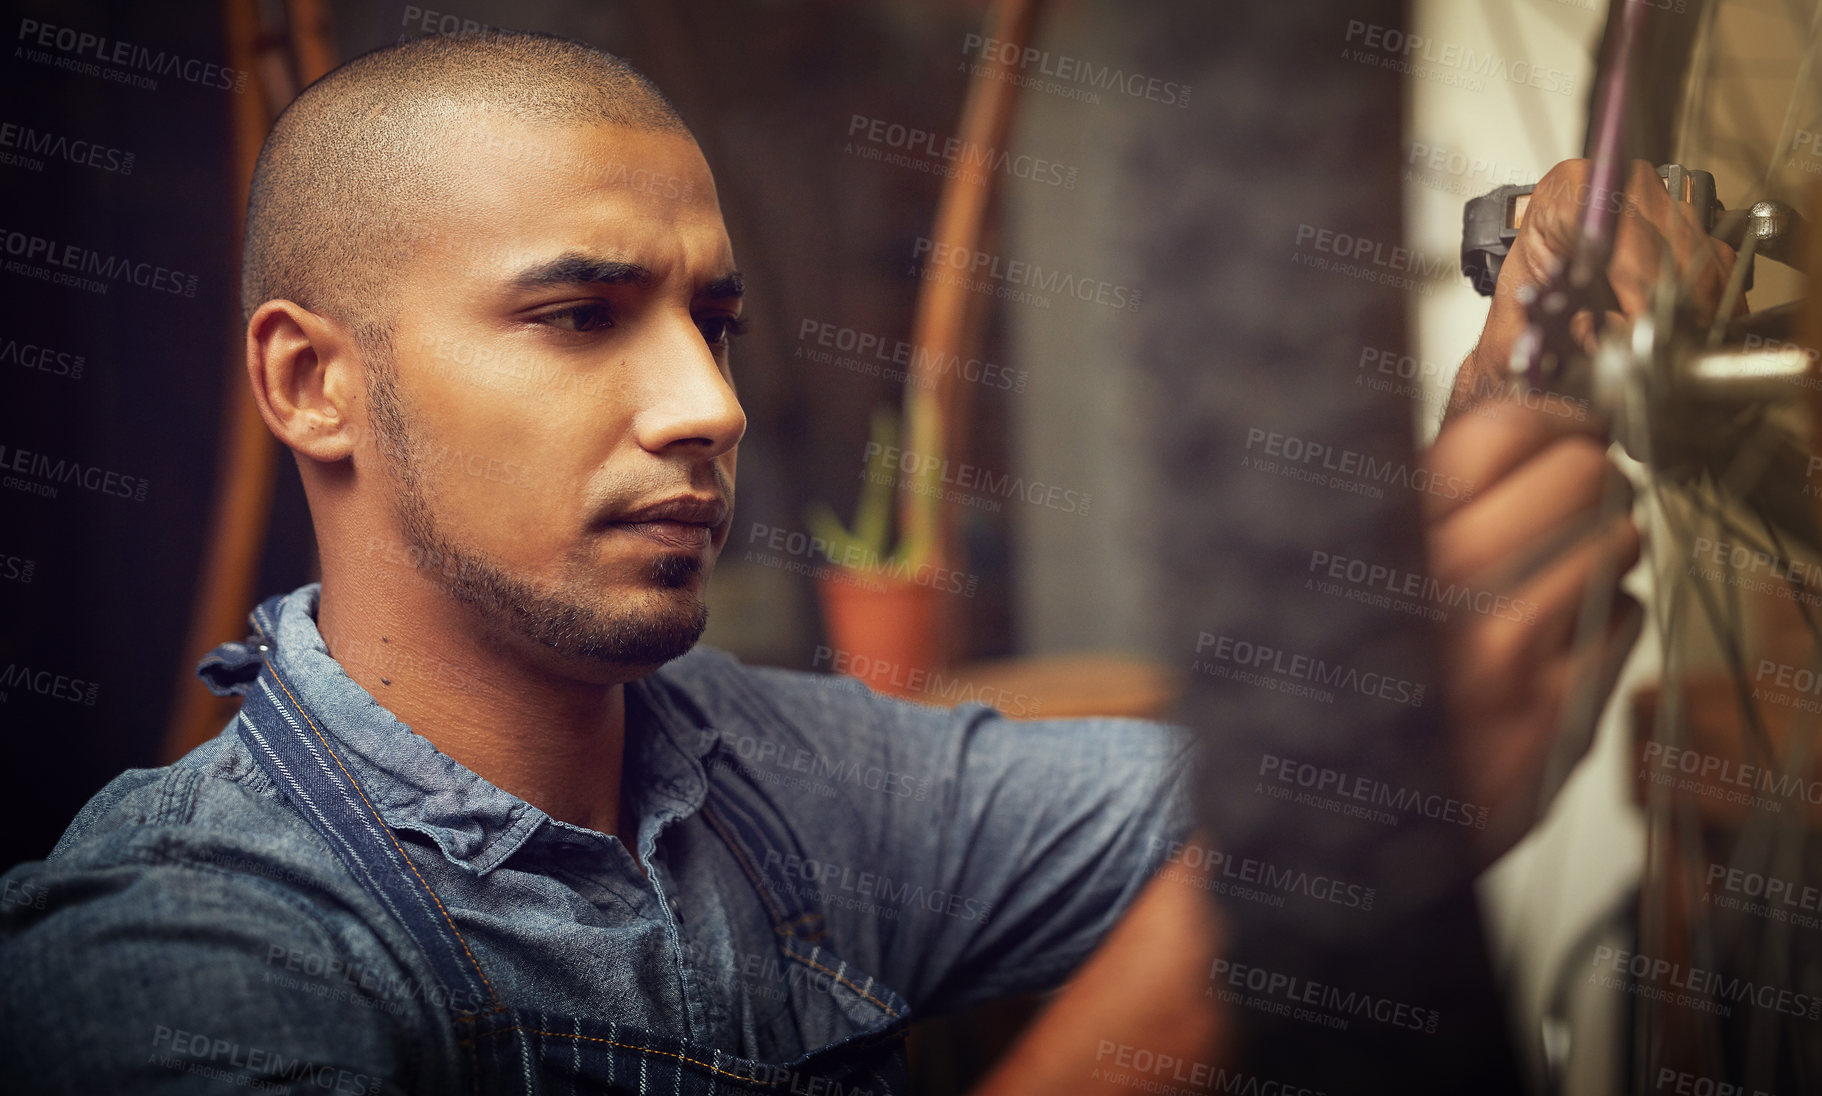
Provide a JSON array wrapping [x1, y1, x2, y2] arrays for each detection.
[[314, 576, 636, 848]]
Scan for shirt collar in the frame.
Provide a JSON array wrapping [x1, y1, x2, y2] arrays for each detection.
[[255, 582, 717, 876]]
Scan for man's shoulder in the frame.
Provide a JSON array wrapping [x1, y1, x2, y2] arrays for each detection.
[[655, 644, 1186, 752], [655, 644, 999, 737], [0, 724, 443, 1090], [650, 645, 1190, 812], [24, 721, 356, 906]]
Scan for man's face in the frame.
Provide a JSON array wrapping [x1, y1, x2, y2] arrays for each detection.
[[365, 118, 744, 674]]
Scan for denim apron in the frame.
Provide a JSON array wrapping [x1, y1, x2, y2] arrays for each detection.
[[200, 594, 913, 1095]]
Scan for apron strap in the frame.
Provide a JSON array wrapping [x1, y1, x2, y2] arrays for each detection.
[[231, 657, 503, 1024], [238, 666, 506, 1012], [232, 652, 541, 1091]]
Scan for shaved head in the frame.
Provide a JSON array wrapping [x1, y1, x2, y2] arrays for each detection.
[[241, 31, 691, 349]]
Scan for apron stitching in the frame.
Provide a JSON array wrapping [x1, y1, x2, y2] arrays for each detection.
[[239, 713, 422, 945], [482, 1027, 792, 1087], [777, 911, 825, 943], [787, 952, 900, 1018], [700, 800, 788, 925], [487, 1021, 910, 1087], [699, 803, 790, 927], [267, 665, 503, 1012]]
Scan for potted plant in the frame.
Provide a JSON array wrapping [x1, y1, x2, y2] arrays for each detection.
[[806, 405, 947, 697]]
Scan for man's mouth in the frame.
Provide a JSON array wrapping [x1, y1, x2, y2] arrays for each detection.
[[620, 519, 713, 551], [609, 495, 729, 551]]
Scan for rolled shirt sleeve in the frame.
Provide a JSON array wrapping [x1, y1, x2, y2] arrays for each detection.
[[688, 655, 1197, 1017]]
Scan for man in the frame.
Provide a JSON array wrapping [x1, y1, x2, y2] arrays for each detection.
[[0, 30, 1703, 1095]]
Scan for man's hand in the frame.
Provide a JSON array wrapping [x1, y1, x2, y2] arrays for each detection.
[[1425, 399, 1643, 862], [1428, 155, 1746, 859], [1453, 157, 1742, 413]]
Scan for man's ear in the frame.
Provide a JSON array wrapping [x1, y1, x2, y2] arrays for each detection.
[[245, 300, 366, 463]]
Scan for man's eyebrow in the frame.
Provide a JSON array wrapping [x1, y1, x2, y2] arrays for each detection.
[[700, 271, 744, 301], [505, 253, 652, 292]]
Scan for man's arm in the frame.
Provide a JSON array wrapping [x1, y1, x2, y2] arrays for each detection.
[[871, 711, 1196, 1013], [0, 854, 436, 1093], [969, 833, 1227, 1096], [966, 392, 1639, 1094], [970, 155, 1736, 1091], [699, 657, 1197, 1016]]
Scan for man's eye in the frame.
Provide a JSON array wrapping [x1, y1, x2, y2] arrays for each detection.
[[698, 315, 748, 347], [537, 303, 614, 333]]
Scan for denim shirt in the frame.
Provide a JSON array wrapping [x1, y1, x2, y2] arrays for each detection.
[[0, 583, 1192, 1093]]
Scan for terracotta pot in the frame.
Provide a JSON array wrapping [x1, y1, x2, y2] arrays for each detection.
[[815, 570, 945, 698]]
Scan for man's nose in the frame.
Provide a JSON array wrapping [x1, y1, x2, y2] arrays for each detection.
[[629, 319, 746, 459]]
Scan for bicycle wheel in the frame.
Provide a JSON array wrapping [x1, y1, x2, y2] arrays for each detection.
[[1503, 1, 1822, 1092]]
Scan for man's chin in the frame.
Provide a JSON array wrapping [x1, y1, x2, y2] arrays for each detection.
[[590, 605, 708, 668], [550, 594, 708, 668], [650, 549, 708, 590], [458, 576, 709, 670]]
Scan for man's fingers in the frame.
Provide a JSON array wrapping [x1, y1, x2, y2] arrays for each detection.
[[1423, 398, 1606, 525], [1428, 435, 1620, 587], [1624, 158, 1736, 308], [1607, 206, 1734, 324], [1537, 589, 1646, 766], [1605, 202, 1673, 320], [1468, 156, 1742, 411], [1522, 158, 1736, 324], [1428, 432, 1629, 579], [1517, 161, 1596, 271], [1565, 309, 1634, 355], [1578, 590, 1645, 720], [1513, 511, 1643, 658]]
